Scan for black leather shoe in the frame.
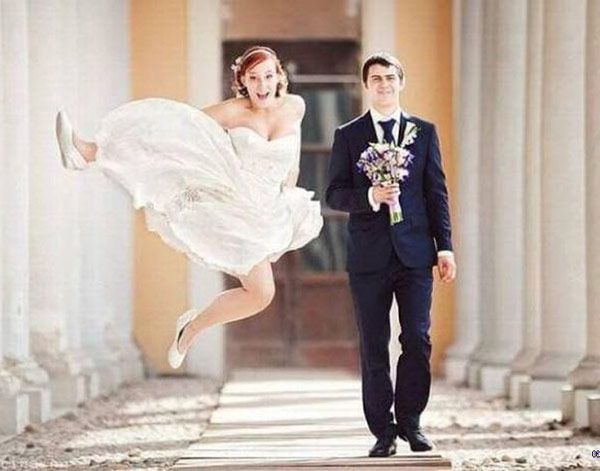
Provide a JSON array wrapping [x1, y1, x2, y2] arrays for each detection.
[[397, 423, 433, 452], [368, 434, 397, 457]]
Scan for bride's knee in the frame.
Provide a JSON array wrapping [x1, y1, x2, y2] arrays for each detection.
[[248, 281, 275, 310], [240, 261, 275, 311]]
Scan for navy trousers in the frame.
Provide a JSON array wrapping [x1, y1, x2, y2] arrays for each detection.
[[349, 252, 433, 438]]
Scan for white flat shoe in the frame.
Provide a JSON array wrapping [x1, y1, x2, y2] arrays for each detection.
[[167, 308, 201, 369], [55, 110, 89, 170]]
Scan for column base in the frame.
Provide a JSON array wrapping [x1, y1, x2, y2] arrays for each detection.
[[50, 373, 86, 408], [116, 342, 145, 383], [0, 370, 29, 434], [86, 350, 121, 395], [530, 378, 565, 409], [561, 385, 575, 423], [0, 393, 29, 435], [8, 359, 51, 423], [123, 355, 144, 383], [467, 361, 481, 388], [530, 352, 580, 380], [83, 370, 101, 399], [480, 365, 510, 397], [96, 364, 122, 395], [444, 356, 470, 385], [568, 355, 600, 389], [22, 386, 51, 423], [34, 348, 91, 407], [570, 388, 597, 427], [509, 374, 530, 408], [589, 394, 600, 435], [510, 347, 539, 374]]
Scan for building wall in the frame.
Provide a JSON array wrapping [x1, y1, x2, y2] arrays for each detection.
[[223, 0, 360, 40], [130, 0, 189, 374]]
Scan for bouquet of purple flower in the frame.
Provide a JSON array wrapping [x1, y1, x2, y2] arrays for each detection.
[[356, 123, 418, 225]]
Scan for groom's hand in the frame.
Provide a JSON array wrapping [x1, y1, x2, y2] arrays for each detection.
[[437, 254, 456, 283], [372, 184, 400, 205]]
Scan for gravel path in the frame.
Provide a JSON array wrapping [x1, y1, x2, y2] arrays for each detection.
[[428, 383, 600, 470], [0, 377, 220, 470], [1, 375, 599, 470]]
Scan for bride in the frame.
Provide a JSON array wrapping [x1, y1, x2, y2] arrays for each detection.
[[55, 45, 323, 369]]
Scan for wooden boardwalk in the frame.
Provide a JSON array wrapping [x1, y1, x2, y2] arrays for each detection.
[[174, 369, 451, 470]]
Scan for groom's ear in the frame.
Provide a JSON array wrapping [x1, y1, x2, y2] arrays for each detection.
[[398, 76, 406, 91]]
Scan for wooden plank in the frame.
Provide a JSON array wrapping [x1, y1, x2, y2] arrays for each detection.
[[173, 369, 452, 469]]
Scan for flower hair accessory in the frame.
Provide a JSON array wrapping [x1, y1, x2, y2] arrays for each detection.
[[230, 56, 243, 73], [231, 47, 275, 74]]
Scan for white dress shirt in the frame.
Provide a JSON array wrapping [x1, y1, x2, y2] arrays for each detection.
[[365, 107, 453, 260]]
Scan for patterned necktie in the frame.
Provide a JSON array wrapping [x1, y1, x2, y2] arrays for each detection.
[[378, 118, 396, 145]]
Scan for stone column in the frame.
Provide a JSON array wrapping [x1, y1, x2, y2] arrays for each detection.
[[473, 0, 527, 397], [74, 1, 134, 395], [0, 4, 29, 435], [361, 0, 395, 108], [466, 0, 498, 391], [566, 0, 600, 427], [508, 0, 544, 408], [186, 0, 226, 378], [529, 0, 587, 409], [1, 0, 51, 423], [90, 1, 144, 384], [28, 0, 89, 409], [444, 0, 483, 385]]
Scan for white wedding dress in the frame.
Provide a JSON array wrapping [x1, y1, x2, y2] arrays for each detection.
[[92, 98, 323, 276]]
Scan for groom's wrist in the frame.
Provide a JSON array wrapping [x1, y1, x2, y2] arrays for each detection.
[[437, 250, 454, 258], [367, 187, 381, 212]]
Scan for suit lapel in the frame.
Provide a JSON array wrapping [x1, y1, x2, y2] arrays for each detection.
[[397, 112, 406, 145], [359, 111, 378, 146]]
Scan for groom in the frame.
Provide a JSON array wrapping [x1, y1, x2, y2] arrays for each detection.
[[325, 52, 456, 457]]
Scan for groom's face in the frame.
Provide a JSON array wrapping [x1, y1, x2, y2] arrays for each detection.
[[363, 64, 402, 109]]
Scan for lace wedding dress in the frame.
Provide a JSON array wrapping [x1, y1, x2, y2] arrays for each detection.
[[92, 98, 323, 276]]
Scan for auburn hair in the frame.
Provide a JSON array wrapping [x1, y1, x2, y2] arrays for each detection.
[[231, 46, 288, 98]]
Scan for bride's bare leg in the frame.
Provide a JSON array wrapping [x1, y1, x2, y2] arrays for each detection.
[[177, 260, 275, 353], [73, 134, 98, 162]]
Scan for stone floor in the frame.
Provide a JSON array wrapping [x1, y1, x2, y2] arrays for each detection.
[[0, 370, 599, 470]]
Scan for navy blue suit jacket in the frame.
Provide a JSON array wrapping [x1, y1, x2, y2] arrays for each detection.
[[325, 111, 452, 273]]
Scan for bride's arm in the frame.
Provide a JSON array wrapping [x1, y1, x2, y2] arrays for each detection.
[[284, 162, 299, 188], [201, 98, 244, 128], [283, 95, 305, 188]]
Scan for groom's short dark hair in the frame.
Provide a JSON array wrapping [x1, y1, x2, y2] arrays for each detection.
[[362, 52, 405, 84]]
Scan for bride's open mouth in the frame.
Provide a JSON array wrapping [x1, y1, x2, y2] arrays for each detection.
[[256, 92, 271, 100]]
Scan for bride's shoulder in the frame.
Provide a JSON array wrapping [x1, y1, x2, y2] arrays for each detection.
[[284, 94, 305, 119], [201, 98, 249, 127]]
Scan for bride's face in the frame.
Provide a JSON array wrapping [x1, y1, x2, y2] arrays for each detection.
[[242, 59, 279, 109]]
